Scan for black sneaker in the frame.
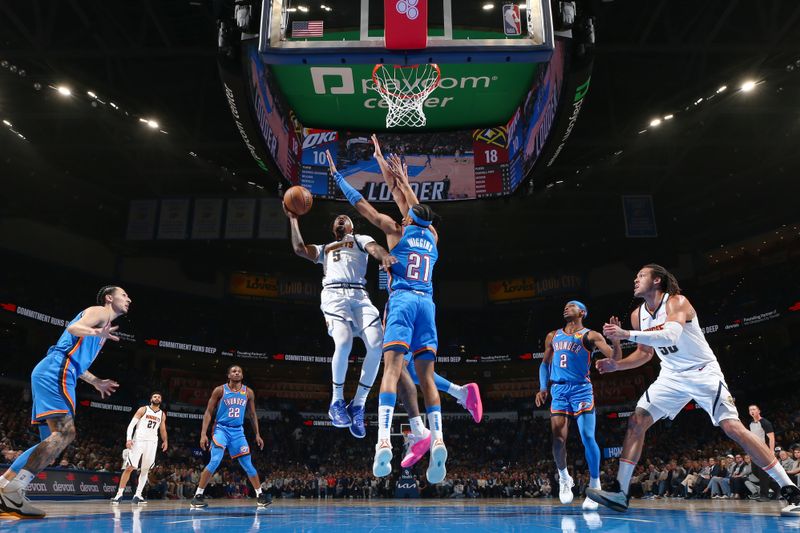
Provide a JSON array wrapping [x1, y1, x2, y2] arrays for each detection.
[[0, 489, 46, 519], [257, 492, 272, 507], [190, 494, 208, 509], [781, 485, 800, 517], [585, 487, 629, 512]]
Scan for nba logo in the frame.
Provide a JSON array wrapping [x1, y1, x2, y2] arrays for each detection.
[[502, 4, 521, 36]]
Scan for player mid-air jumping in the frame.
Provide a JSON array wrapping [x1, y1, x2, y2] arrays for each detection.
[[326, 147, 448, 484]]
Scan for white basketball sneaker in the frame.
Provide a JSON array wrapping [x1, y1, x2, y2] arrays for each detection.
[[372, 439, 393, 478], [559, 475, 575, 504]]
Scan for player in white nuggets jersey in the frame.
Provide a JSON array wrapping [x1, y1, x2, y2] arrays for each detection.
[[111, 392, 168, 504], [285, 205, 397, 438], [587, 264, 800, 516]]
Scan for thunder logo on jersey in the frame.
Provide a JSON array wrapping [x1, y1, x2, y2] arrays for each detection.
[[216, 385, 247, 427], [550, 328, 592, 383]]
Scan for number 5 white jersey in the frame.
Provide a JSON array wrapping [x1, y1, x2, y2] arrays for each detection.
[[638, 293, 717, 374], [133, 407, 163, 443], [314, 234, 375, 287]]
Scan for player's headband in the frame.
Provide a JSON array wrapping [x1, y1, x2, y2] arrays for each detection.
[[567, 300, 588, 318], [409, 209, 432, 227]]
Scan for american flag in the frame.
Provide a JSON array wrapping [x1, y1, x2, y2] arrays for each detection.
[[292, 20, 324, 37]]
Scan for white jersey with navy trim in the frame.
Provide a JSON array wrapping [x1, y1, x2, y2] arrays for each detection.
[[133, 407, 163, 443], [638, 293, 717, 374], [314, 234, 375, 287]]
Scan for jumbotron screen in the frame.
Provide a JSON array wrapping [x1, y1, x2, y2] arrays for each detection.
[[241, 40, 572, 201]]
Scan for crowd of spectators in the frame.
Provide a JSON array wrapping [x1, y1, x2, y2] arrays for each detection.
[[3, 382, 800, 503]]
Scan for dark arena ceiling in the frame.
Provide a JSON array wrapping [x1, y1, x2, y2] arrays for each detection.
[[1, 0, 798, 273]]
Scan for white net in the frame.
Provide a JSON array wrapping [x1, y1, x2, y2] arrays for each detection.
[[372, 64, 441, 128]]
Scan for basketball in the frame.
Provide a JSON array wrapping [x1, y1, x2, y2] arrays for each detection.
[[284, 186, 313, 216]]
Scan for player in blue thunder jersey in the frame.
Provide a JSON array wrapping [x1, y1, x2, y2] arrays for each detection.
[[327, 149, 449, 485], [0, 286, 128, 519], [535, 301, 622, 509], [191, 365, 270, 509]]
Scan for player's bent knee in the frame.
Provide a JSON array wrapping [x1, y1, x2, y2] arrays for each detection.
[[237, 454, 257, 477]]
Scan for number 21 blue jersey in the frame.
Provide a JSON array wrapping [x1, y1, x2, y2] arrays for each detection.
[[388, 225, 438, 294], [216, 384, 248, 427]]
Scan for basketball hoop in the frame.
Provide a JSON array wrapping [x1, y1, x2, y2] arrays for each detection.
[[372, 63, 441, 128]]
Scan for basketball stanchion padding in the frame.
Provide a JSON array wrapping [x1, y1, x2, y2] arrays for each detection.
[[384, 0, 428, 50]]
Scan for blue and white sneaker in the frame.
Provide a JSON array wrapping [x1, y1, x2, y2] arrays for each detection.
[[328, 400, 351, 428], [346, 402, 366, 438]]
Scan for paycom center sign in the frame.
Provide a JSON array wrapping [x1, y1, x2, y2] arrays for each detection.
[[270, 63, 537, 130]]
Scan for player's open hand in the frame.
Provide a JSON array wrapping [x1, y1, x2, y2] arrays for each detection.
[[381, 254, 398, 272], [325, 150, 338, 175], [94, 378, 119, 398], [256, 435, 264, 450], [603, 322, 629, 341], [282, 201, 297, 220], [534, 390, 548, 407], [596, 358, 619, 374], [161, 441, 169, 452], [200, 435, 209, 450], [371, 134, 384, 161], [97, 322, 120, 342]]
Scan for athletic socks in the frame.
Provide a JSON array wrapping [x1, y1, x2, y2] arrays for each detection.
[[589, 477, 601, 490], [4, 469, 34, 493], [764, 459, 794, 488], [427, 406, 443, 441], [447, 383, 467, 403], [558, 467, 570, 481], [195, 487, 205, 496], [331, 383, 345, 403], [378, 392, 397, 441], [409, 416, 426, 437], [353, 383, 371, 408], [617, 459, 636, 495], [255, 487, 263, 497]]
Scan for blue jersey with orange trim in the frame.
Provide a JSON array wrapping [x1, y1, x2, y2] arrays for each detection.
[[215, 384, 248, 427], [47, 311, 106, 377], [550, 328, 592, 384], [388, 225, 438, 294]]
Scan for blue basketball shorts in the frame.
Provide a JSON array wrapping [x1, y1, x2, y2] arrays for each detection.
[[550, 382, 595, 417], [382, 290, 438, 361], [31, 353, 77, 424], [212, 424, 251, 458]]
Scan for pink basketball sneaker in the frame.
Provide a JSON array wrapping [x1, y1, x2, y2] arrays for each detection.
[[400, 429, 431, 468], [460, 383, 483, 423]]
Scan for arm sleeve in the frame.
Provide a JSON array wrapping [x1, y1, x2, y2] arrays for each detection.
[[356, 234, 375, 252], [629, 321, 683, 347], [538, 361, 550, 391], [333, 172, 364, 206], [126, 417, 138, 441], [313, 245, 325, 265]]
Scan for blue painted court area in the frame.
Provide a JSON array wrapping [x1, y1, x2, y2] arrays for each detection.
[[341, 158, 427, 178], [3, 501, 800, 532]]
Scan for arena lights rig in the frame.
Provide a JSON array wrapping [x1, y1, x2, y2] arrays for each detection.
[[1, 57, 259, 190]]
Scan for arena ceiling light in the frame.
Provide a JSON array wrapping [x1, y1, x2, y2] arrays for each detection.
[[717, 85, 727, 93], [740, 80, 756, 92], [483, 3, 495, 10], [649, 118, 662, 127], [87, 91, 97, 98], [663, 114, 673, 121], [2, 120, 11, 127], [297, 5, 309, 12], [56, 85, 71, 96]]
